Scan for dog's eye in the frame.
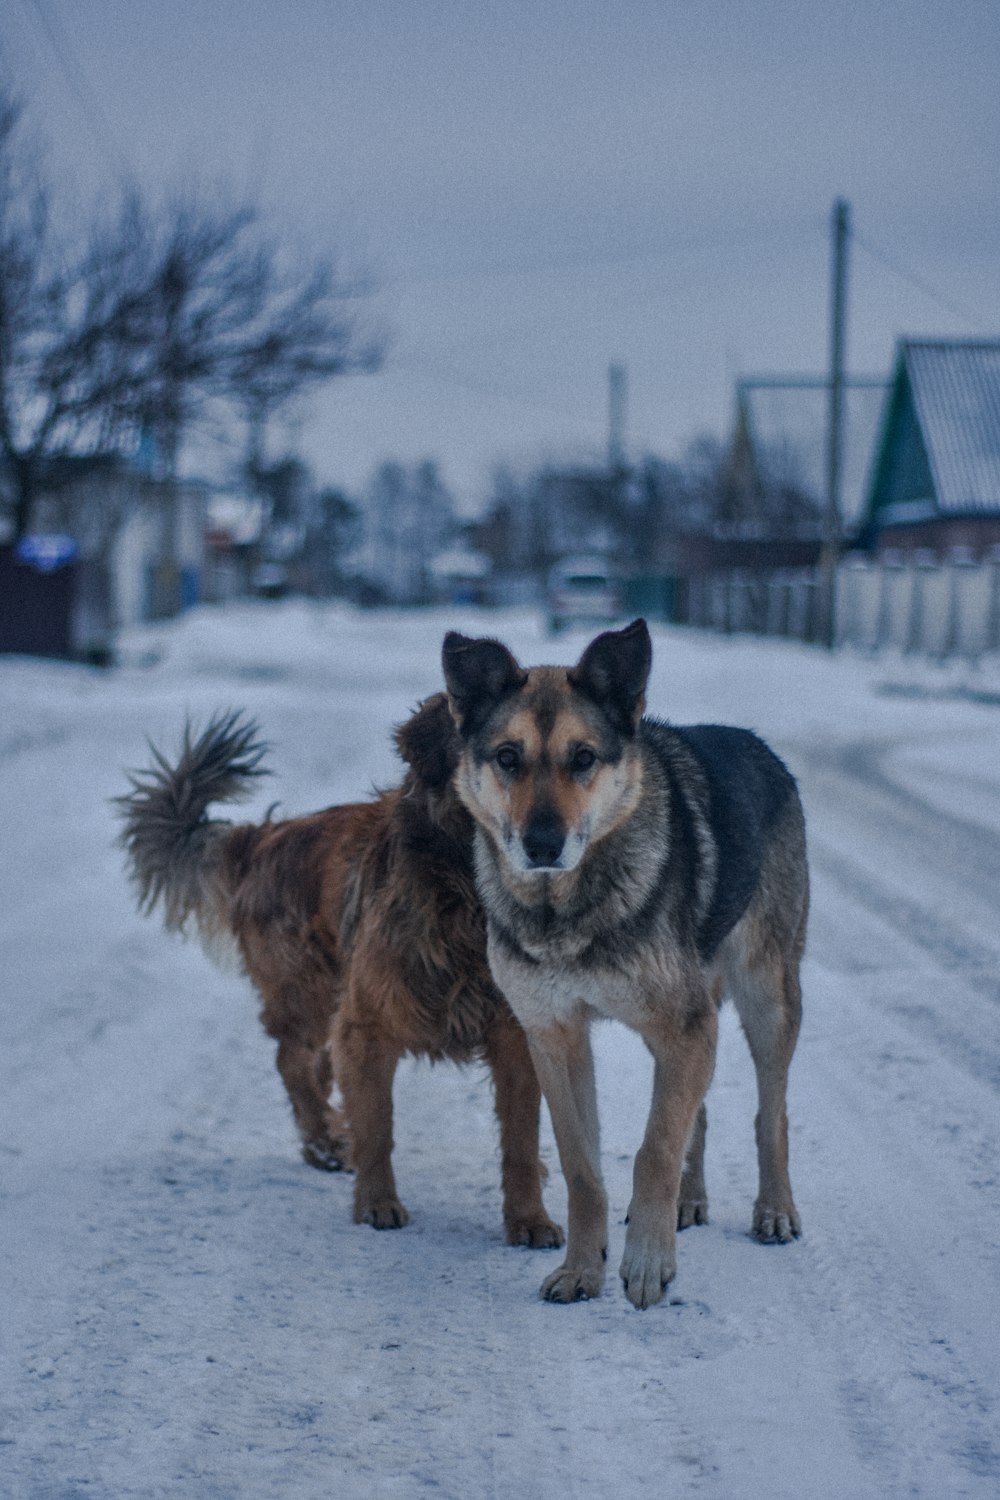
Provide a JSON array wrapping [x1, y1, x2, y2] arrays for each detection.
[[495, 745, 521, 773], [570, 746, 597, 773]]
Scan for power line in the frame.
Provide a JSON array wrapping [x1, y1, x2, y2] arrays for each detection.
[[20, 0, 133, 182], [852, 229, 985, 328], [387, 352, 675, 458], [398, 216, 993, 340], [397, 213, 826, 286]]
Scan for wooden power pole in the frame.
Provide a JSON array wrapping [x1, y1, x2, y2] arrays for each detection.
[[608, 363, 627, 472], [819, 197, 850, 647]]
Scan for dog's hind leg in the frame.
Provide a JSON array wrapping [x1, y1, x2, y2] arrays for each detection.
[[729, 949, 803, 1243], [728, 802, 807, 1242], [524, 1013, 608, 1302], [484, 1012, 564, 1250], [678, 1101, 709, 1229], [678, 973, 723, 1227], [333, 1011, 408, 1229], [275, 1037, 351, 1171]]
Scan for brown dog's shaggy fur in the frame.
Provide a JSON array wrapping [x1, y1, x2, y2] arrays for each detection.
[[116, 698, 562, 1246]]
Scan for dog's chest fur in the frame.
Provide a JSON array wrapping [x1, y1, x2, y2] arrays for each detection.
[[487, 931, 695, 1030]]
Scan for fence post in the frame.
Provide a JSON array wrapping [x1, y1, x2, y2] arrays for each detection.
[[989, 549, 1000, 653]]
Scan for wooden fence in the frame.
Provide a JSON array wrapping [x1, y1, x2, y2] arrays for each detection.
[[680, 553, 1000, 660]]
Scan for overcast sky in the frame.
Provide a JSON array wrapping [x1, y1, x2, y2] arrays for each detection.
[[5, 0, 999, 505]]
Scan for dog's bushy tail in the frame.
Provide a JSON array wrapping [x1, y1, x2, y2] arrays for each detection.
[[115, 711, 268, 940]]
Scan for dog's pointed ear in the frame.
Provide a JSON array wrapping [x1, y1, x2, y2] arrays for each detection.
[[442, 631, 527, 734], [568, 618, 652, 733], [394, 693, 458, 790]]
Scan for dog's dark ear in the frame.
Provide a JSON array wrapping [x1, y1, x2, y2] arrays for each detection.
[[442, 631, 526, 734], [394, 693, 458, 790], [568, 618, 652, 733]]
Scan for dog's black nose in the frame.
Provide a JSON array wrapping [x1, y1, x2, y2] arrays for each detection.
[[522, 812, 565, 868]]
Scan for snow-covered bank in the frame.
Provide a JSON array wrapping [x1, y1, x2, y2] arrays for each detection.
[[2, 603, 998, 1498]]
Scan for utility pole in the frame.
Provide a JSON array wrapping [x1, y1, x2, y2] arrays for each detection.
[[818, 197, 850, 647], [608, 363, 628, 472], [607, 362, 629, 561]]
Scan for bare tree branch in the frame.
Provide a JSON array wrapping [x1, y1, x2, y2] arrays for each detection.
[[0, 84, 386, 552]]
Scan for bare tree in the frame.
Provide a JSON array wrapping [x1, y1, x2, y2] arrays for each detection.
[[0, 92, 139, 540], [362, 459, 455, 603], [1, 85, 386, 593], [104, 190, 384, 475], [89, 189, 385, 608]]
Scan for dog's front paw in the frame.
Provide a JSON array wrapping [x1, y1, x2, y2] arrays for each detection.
[[752, 1200, 801, 1243], [619, 1230, 676, 1309], [354, 1193, 410, 1230], [540, 1257, 605, 1303], [505, 1213, 565, 1250]]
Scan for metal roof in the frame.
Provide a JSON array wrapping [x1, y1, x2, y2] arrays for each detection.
[[738, 377, 888, 526], [901, 340, 1000, 513]]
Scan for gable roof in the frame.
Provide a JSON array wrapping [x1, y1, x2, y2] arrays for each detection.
[[735, 377, 888, 527], [867, 339, 1000, 522]]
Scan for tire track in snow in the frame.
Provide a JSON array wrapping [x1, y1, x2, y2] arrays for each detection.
[[808, 842, 1000, 1093], [796, 737, 1000, 947], [795, 736, 1000, 1092], [780, 1018, 1000, 1497], [772, 734, 1000, 1492], [810, 842, 1000, 982]]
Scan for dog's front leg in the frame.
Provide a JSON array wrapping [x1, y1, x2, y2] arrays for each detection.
[[334, 1012, 408, 1229], [485, 1013, 565, 1250], [525, 1013, 608, 1302], [621, 1001, 717, 1309]]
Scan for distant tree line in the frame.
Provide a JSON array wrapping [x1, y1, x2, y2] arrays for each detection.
[[358, 458, 455, 604], [464, 430, 822, 591], [337, 431, 822, 607], [228, 454, 458, 607]]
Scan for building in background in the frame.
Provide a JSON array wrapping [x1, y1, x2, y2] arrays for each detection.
[[0, 450, 207, 661], [861, 339, 1000, 559]]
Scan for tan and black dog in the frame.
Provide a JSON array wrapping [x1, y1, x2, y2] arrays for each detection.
[[116, 701, 562, 1249], [442, 618, 807, 1308]]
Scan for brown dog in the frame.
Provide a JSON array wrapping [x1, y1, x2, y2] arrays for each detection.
[[116, 699, 562, 1247]]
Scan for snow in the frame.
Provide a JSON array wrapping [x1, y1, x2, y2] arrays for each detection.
[[2, 601, 999, 1499]]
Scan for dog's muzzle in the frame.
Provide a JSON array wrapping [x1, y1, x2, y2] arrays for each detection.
[[521, 811, 566, 869]]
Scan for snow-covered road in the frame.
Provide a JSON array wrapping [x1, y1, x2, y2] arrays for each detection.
[[2, 603, 998, 1498]]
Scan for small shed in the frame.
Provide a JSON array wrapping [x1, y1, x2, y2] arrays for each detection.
[[862, 338, 1000, 557]]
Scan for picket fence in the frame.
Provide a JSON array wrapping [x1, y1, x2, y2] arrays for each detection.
[[682, 553, 1000, 661]]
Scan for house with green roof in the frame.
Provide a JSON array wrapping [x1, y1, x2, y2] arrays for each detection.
[[861, 338, 1000, 557]]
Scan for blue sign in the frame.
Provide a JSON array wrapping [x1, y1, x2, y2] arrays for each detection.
[[15, 534, 78, 573]]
